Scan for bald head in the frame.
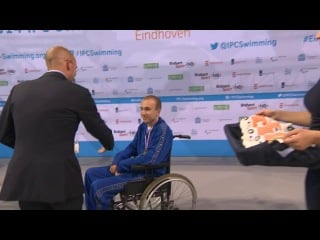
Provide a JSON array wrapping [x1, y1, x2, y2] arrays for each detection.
[[45, 46, 77, 81], [45, 46, 74, 69]]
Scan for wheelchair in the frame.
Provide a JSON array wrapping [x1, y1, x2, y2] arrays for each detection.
[[112, 135, 197, 210]]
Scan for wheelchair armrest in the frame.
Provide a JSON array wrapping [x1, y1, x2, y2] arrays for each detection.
[[173, 134, 191, 139], [131, 162, 170, 172]]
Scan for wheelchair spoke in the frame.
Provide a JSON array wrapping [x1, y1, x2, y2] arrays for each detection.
[[139, 173, 197, 210]]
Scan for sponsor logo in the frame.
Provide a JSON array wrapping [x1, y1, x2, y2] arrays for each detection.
[[0, 80, 8, 86], [24, 68, 41, 73], [79, 66, 94, 71], [213, 104, 229, 110], [204, 129, 219, 134], [240, 103, 257, 110], [115, 119, 133, 124], [191, 129, 198, 135], [234, 84, 244, 90], [253, 83, 273, 89], [297, 54, 306, 61], [7, 69, 15, 74], [102, 65, 117, 71], [168, 74, 183, 80], [204, 60, 223, 66], [144, 63, 159, 69], [189, 86, 204, 92]]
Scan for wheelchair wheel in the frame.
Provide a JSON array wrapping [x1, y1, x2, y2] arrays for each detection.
[[139, 173, 197, 210]]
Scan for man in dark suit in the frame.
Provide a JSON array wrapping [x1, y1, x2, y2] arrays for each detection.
[[0, 46, 114, 210]]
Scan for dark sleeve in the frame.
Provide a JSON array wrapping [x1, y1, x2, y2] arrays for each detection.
[[77, 88, 114, 150], [0, 89, 15, 148]]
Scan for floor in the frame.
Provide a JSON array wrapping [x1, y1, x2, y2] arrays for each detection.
[[0, 157, 307, 210]]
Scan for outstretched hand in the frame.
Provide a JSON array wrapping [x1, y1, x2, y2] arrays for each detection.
[[98, 146, 106, 153]]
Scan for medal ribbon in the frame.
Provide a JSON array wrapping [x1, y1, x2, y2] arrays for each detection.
[[145, 128, 152, 151]]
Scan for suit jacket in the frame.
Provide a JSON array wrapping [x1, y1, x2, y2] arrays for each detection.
[[0, 72, 114, 202]]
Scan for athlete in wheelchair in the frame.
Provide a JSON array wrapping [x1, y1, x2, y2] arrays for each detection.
[[84, 95, 196, 210], [112, 133, 196, 210]]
